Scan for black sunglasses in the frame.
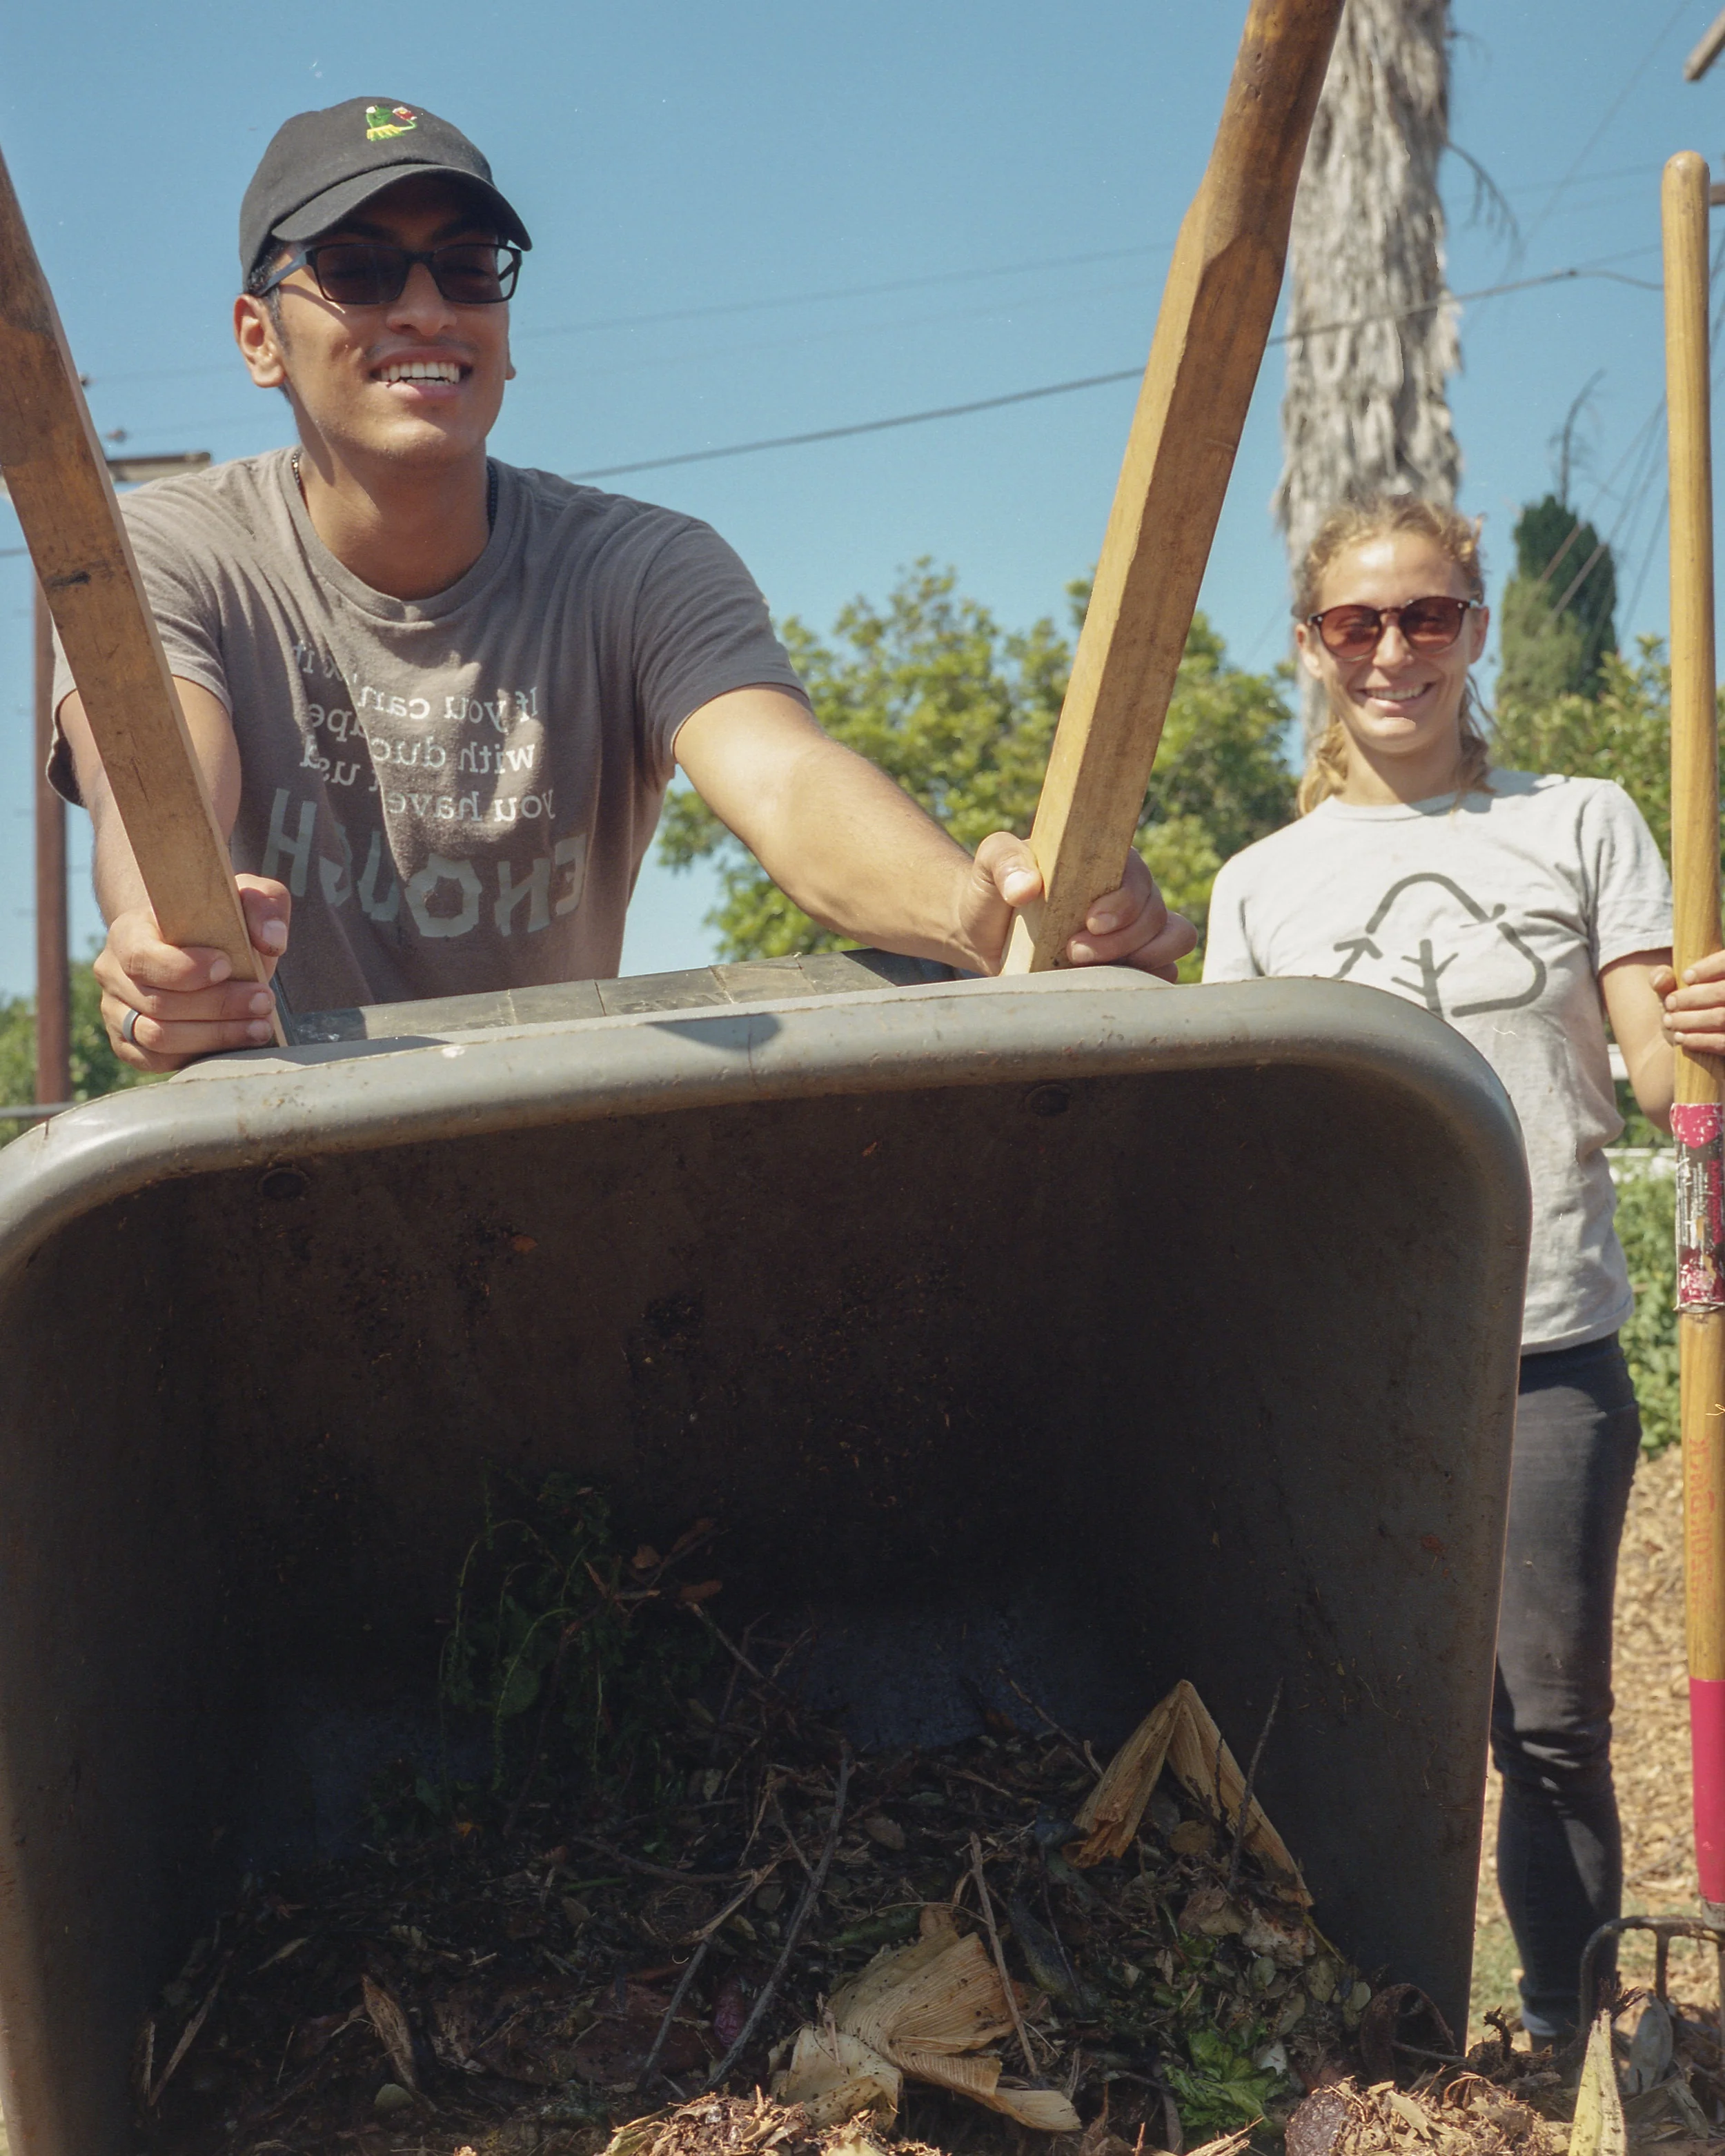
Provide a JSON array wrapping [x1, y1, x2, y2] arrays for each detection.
[[1305, 595, 1481, 661], [259, 241, 522, 308]]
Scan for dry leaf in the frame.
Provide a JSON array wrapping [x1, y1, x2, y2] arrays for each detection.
[[1071, 1690, 1181, 1861], [1570, 2012, 1626, 2156], [1072, 1681, 1309, 1903], [362, 1974, 420, 2097], [776, 1920, 1078, 2133], [1180, 1884, 1247, 1937], [773, 2026, 902, 2125]]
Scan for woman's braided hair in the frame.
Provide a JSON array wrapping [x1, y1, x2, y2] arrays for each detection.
[[1294, 495, 1490, 816]]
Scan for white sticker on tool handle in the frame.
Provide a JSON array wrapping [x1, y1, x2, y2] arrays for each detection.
[[1673, 1102, 1725, 1309]]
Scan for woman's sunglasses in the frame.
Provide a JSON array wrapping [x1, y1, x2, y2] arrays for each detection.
[[1305, 596, 1481, 661], [259, 241, 522, 308]]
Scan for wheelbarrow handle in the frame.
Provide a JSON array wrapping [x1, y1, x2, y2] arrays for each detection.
[[0, 139, 284, 1032], [1001, 0, 1346, 973], [1664, 149, 1725, 1916]]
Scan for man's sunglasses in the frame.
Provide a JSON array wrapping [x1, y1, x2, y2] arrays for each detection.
[[259, 241, 522, 308], [1305, 596, 1481, 661]]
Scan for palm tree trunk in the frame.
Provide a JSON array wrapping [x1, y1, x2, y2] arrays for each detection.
[[1274, 0, 1461, 744]]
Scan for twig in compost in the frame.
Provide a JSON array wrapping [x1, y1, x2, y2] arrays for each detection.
[[1226, 1677, 1283, 1896], [706, 1742, 852, 2088], [148, 1952, 233, 2106], [1000, 1672, 1102, 1775], [767, 1786, 816, 1879], [1158, 2081, 1185, 2154], [635, 1938, 711, 2091], [692, 1862, 784, 1941], [949, 1766, 1036, 1806], [968, 1830, 1036, 2076], [568, 1836, 743, 1885], [768, 1624, 815, 1683], [689, 1603, 773, 1686], [706, 1623, 753, 1761]]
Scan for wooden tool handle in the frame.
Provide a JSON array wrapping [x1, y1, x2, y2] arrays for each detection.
[[1001, 0, 1344, 973], [0, 141, 279, 1020], [1664, 149, 1725, 1913]]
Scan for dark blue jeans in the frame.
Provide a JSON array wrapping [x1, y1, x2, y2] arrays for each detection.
[[1491, 1332, 1642, 2041]]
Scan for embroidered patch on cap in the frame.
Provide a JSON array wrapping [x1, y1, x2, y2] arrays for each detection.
[[365, 103, 420, 141]]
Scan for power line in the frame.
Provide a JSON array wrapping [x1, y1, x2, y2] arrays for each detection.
[[515, 238, 1177, 342], [75, 157, 1673, 395], [569, 260, 1661, 482], [81, 237, 1183, 389], [1510, 0, 1695, 264]]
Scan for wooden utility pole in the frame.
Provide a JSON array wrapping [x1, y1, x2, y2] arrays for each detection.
[[32, 583, 68, 1107], [1664, 149, 1725, 1919]]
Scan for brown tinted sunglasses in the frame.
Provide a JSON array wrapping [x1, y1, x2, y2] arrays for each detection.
[[1306, 596, 1482, 660]]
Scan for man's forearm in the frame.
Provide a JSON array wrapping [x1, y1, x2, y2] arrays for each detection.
[[745, 733, 985, 969], [86, 780, 154, 928], [60, 675, 246, 931], [676, 686, 1190, 981]]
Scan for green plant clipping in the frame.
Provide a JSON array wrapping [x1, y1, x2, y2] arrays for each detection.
[[1163, 2023, 1277, 2134], [440, 1474, 718, 1800]]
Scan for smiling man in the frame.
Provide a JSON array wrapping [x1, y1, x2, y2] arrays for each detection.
[[50, 98, 1192, 1069]]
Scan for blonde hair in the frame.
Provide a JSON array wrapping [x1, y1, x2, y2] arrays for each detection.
[[1294, 495, 1490, 815]]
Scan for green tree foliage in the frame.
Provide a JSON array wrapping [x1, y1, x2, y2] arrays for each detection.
[[1616, 1165, 1678, 1454], [658, 562, 1294, 973], [0, 958, 147, 1147], [1496, 493, 1619, 711], [1492, 637, 1676, 858]]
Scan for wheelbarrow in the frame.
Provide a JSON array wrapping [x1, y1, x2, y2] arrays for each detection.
[[0, 954, 1528, 2155]]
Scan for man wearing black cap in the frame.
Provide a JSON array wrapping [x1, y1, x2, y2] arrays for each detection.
[[55, 99, 1190, 1067]]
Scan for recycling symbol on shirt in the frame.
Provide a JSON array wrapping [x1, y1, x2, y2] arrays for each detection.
[[1331, 872, 1548, 1018]]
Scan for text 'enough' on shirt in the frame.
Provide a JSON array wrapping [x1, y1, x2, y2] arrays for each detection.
[[48, 451, 809, 1018], [1201, 772, 1673, 1353]]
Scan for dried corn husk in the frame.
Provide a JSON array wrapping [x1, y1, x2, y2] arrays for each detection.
[[1071, 1680, 1310, 1901], [775, 1913, 1080, 2133], [773, 2027, 900, 2126], [1570, 2012, 1626, 2156]]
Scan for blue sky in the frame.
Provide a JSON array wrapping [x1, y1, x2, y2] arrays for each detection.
[[0, 0, 1717, 998]]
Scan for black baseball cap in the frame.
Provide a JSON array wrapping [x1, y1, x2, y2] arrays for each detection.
[[239, 97, 532, 280]]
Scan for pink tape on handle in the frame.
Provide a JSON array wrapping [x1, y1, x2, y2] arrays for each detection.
[[1675, 1103, 1725, 1147], [1693, 1678, 1725, 1902]]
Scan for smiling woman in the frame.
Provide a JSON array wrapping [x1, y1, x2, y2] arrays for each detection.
[[1198, 490, 1725, 2048]]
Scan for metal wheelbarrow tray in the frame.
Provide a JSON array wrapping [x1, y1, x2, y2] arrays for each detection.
[[0, 960, 1529, 2155]]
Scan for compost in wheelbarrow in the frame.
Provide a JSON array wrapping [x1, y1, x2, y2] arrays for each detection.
[[0, 960, 1528, 2156]]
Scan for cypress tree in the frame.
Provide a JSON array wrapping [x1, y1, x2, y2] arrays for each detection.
[[1496, 493, 1617, 710]]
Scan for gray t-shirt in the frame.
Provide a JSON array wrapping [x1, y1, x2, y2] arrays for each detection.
[[50, 450, 807, 1016], [1203, 772, 1673, 1352]]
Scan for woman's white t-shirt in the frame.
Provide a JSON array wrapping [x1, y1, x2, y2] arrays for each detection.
[[1202, 772, 1673, 1352]]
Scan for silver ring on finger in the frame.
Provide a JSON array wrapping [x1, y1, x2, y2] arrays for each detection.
[[120, 1006, 142, 1047]]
